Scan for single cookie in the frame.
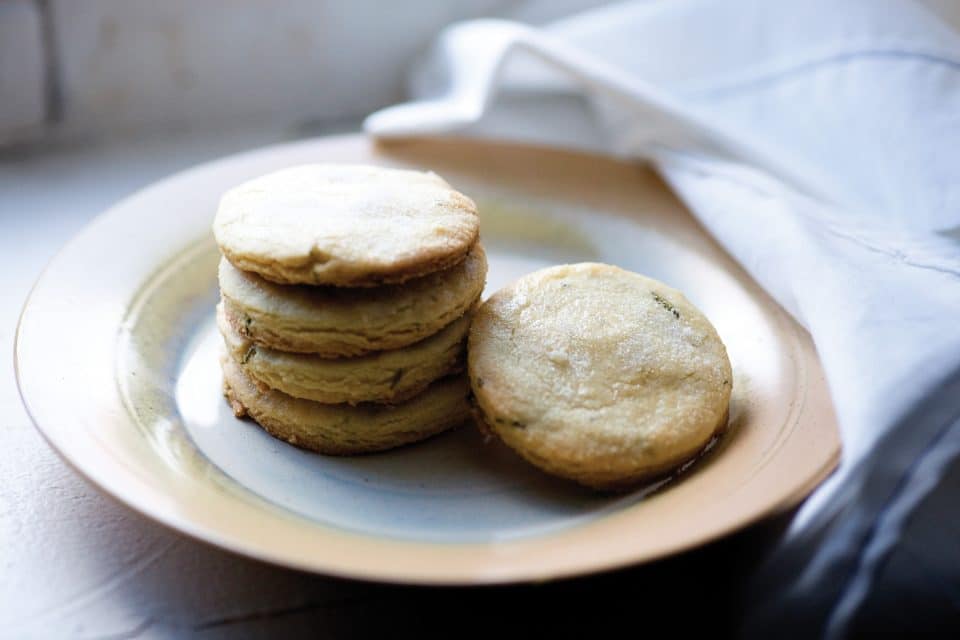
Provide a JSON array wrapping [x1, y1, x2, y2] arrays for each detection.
[[219, 243, 487, 357], [218, 302, 471, 405], [221, 355, 471, 455], [468, 263, 732, 491], [213, 164, 480, 287]]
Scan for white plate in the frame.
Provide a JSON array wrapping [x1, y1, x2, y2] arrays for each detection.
[[16, 135, 839, 583]]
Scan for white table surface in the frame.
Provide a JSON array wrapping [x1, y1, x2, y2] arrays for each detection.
[[0, 125, 806, 639]]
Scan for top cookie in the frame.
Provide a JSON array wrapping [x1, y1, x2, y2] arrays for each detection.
[[213, 164, 480, 287], [468, 263, 732, 491]]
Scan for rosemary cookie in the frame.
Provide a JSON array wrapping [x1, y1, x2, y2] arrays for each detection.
[[219, 243, 486, 357], [468, 263, 732, 491], [218, 303, 471, 405], [213, 164, 480, 287], [221, 356, 471, 455]]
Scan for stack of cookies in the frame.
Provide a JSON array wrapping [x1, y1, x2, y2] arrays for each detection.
[[212, 164, 486, 454]]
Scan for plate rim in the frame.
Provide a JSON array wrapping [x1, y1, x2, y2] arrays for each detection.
[[15, 133, 841, 584]]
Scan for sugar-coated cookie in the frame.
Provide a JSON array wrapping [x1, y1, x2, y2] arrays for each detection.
[[221, 355, 471, 455], [218, 303, 470, 405], [214, 164, 479, 287], [218, 243, 486, 357], [468, 263, 732, 490]]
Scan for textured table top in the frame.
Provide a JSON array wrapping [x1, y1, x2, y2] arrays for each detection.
[[2, 126, 790, 639]]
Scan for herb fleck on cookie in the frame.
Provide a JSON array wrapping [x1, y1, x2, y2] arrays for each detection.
[[651, 292, 680, 319]]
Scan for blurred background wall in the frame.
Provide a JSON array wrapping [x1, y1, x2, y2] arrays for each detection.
[[0, 0, 617, 146], [2, 0, 958, 147]]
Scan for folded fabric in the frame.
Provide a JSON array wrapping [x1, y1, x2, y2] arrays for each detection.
[[365, 0, 960, 636]]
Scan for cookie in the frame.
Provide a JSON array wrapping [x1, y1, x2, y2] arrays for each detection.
[[218, 303, 471, 405], [219, 243, 487, 357], [468, 263, 732, 491], [213, 164, 480, 287], [221, 355, 471, 455]]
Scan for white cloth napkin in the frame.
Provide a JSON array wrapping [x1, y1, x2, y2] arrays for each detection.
[[366, 0, 960, 635]]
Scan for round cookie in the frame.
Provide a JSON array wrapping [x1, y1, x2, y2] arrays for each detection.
[[213, 164, 480, 287], [219, 243, 487, 357], [218, 303, 471, 405], [468, 263, 732, 491], [221, 356, 471, 455]]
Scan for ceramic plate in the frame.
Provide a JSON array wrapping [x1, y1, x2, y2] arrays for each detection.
[[16, 135, 839, 584]]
